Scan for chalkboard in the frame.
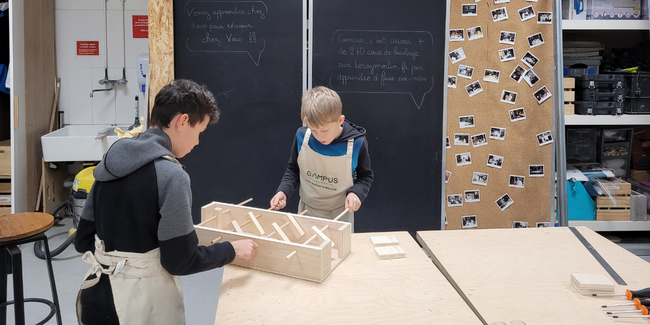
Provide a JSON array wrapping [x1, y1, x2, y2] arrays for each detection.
[[311, 0, 446, 233], [173, 0, 304, 223]]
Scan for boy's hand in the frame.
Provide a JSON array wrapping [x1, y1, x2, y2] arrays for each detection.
[[345, 192, 361, 212], [231, 239, 259, 261], [270, 191, 287, 210]]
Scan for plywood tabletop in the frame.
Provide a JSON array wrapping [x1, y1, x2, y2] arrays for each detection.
[[214, 231, 481, 325], [417, 227, 650, 325]]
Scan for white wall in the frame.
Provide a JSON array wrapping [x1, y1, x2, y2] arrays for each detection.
[[55, 0, 148, 126]]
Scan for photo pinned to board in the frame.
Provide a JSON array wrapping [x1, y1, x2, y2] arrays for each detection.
[[536, 222, 552, 228], [449, 47, 467, 64], [538, 12, 552, 24], [487, 154, 504, 169], [448, 75, 457, 88], [496, 193, 514, 211], [445, 170, 451, 183], [518, 5, 535, 21], [490, 126, 506, 140], [484, 69, 500, 83], [501, 90, 518, 105], [446, 136, 451, 149], [509, 107, 526, 122], [447, 194, 463, 207], [494, 0, 509, 4], [466, 80, 484, 97], [454, 133, 470, 146], [450, 29, 465, 42], [456, 152, 472, 166], [529, 164, 544, 177], [509, 175, 525, 188], [527, 32, 544, 48], [464, 190, 480, 203], [524, 0, 538, 2], [472, 171, 489, 186], [513, 221, 528, 228], [459, 115, 475, 128], [499, 31, 516, 45], [462, 4, 478, 16], [509, 65, 526, 83], [521, 51, 539, 69], [457, 64, 474, 79], [491, 7, 508, 22], [523, 69, 540, 87], [499, 47, 516, 62], [536, 130, 553, 146], [534, 85, 552, 104], [462, 215, 478, 229], [471, 133, 488, 147], [467, 26, 484, 41]]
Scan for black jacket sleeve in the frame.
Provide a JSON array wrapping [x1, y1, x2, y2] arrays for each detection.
[[276, 136, 300, 199], [347, 137, 373, 202], [75, 185, 97, 254], [159, 233, 236, 276]]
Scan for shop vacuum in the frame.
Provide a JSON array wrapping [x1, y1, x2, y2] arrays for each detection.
[[34, 166, 95, 260]]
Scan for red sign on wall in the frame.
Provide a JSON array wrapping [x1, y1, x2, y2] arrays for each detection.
[[77, 41, 99, 56], [133, 15, 149, 38]]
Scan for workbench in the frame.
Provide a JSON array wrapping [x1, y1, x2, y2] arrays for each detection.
[[417, 226, 650, 324], [214, 231, 481, 324]]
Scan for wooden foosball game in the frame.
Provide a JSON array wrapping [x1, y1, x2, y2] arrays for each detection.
[[195, 200, 352, 283]]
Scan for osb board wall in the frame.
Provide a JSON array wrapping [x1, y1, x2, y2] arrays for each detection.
[[25, 1, 57, 211], [148, 0, 174, 113], [445, 1, 554, 230]]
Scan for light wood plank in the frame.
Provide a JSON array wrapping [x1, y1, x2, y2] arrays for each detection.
[[417, 227, 650, 324], [214, 232, 481, 325]]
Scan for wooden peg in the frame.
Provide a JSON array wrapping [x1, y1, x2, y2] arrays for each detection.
[[198, 214, 219, 227], [222, 209, 231, 214], [311, 225, 334, 247], [239, 213, 261, 228], [299, 209, 308, 215], [272, 222, 291, 242], [231, 220, 243, 233], [302, 234, 318, 245], [286, 250, 297, 260], [237, 198, 253, 206], [210, 236, 223, 245], [285, 214, 305, 238], [333, 208, 350, 221], [247, 211, 265, 235]]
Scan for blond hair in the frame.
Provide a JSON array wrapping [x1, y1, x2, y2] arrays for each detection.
[[301, 86, 342, 127]]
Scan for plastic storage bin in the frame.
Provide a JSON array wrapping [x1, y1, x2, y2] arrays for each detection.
[[575, 101, 623, 115], [567, 180, 596, 220], [623, 73, 650, 114], [566, 128, 599, 164]]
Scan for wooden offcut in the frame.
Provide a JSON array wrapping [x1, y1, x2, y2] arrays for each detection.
[[196, 201, 352, 283]]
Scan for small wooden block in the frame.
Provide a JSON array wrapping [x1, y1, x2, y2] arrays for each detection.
[[564, 103, 575, 115], [369, 235, 399, 247], [571, 273, 615, 292], [563, 90, 575, 102], [564, 77, 575, 89], [248, 211, 265, 235], [373, 245, 405, 260]]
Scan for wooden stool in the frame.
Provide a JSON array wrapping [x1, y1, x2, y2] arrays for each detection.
[[0, 212, 62, 325]]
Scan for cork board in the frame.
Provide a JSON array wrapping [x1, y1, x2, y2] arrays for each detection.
[[445, 1, 554, 230], [147, 0, 174, 113]]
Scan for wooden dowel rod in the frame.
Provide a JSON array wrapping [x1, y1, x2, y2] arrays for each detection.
[[198, 214, 218, 226], [237, 198, 253, 206], [239, 213, 261, 228], [299, 209, 308, 215], [222, 209, 231, 214], [302, 234, 318, 245], [265, 221, 291, 238], [210, 236, 223, 244], [333, 208, 350, 221], [286, 251, 297, 259]]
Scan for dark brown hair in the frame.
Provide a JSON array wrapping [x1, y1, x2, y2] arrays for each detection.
[[149, 79, 220, 129]]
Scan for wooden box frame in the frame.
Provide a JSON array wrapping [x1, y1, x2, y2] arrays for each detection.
[[195, 202, 352, 283]]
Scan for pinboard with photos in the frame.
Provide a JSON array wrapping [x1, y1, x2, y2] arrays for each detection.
[[445, 0, 554, 230]]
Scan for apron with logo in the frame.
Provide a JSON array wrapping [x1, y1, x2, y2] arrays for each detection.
[[77, 235, 185, 325], [298, 128, 355, 230]]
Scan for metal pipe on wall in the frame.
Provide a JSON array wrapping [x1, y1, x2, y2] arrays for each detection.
[[553, 0, 569, 226]]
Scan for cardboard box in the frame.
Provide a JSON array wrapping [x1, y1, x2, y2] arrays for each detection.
[[0, 140, 9, 177], [587, 0, 642, 19], [630, 169, 650, 182]]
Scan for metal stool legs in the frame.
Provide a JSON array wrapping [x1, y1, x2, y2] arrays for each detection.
[[0, 233, 62, 325]]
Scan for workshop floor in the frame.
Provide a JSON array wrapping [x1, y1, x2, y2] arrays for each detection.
[[3, 223, 650, 324]]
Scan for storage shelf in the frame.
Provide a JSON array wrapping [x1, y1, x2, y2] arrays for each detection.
[[565, 114, 650, 125], [562, 20, 649, 30], [568, 220, 650, 231]]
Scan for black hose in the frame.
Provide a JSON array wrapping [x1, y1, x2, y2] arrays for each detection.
[[33, 198, 76, 260]]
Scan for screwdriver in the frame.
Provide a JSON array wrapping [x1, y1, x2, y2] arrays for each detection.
[[602, 298, 650, 309], [606, 305, 648, 315], [593, 288, 650, 300]]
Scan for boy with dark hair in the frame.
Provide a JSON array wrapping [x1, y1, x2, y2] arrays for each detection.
[[270, 86, 373, 231], [75, 79, 258, 324]]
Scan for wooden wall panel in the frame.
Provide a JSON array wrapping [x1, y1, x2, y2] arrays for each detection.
[[148, 0, 174, 114], [24, 1, 56, 211], [445, 1, 554, 229]]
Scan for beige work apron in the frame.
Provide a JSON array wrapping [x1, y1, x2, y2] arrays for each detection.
[[298, 128, 355, 230], [77, 235, 185, 325]]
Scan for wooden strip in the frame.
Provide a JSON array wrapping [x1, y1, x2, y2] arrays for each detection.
[[272, 222, 291, 242], [265, 221, 290, 238], [231, 220, 243, 233], [312, 225, 333, 247], [286, 250, 297, 259], [285, 213, 305, 238], [247, 211, 265, 235]]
